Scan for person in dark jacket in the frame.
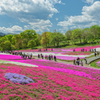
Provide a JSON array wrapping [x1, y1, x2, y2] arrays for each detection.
[[38, 54, 39, 58], [94, 52, 97, 57], [45, 55, 47, 59], [97, 52, 99, 56], [42, 55, 43, 59], [49, 55, 51, 60], [84, 57, 87, 64], [81, 60, 83, 66], [54, 56, 56, 61], [40, 54, 42, 58], [73, 59, 76, 65]]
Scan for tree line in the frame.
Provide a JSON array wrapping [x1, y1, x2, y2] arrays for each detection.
[[0, 25, 100, 51]]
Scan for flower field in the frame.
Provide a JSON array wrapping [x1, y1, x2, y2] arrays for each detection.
[[1, 45, 100, 100], [0, 53, 85, 61], [0, 54, 100, 80], [0, 63, 100, 100]]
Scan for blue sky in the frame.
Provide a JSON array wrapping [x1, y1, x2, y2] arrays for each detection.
[[0, 0, 100, 35]]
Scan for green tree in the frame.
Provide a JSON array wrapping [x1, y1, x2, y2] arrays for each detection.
[[21, 39, 28, 49], [49, 32, 65, 47], [11, 44, 16, 50], [3, 40, 11, 50], [65, 30, 72, 40], [71, 28, 82, 44], [13, 34, 22, 49], [5, 34, 13, 42], [20, 29, 38, 48], [27, 40, 36, 49], [41, 32, 51, 48], [49, 32, 56, 47], [90, 25, 100, 39], [55, 32, 65, 46], [0, 37, 8, 50], [82, 28, 89, 43]]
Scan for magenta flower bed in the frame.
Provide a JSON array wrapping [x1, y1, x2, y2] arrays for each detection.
[[0, 53, 99, 80], [0, 54, 23, 60], [70, 45, 100, 52], [0, 63, 100, 99]]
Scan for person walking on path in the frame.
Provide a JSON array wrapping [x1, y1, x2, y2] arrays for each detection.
[[54, 56, 56, 62], [73, 59, 76, 65], [81, 60, 83, 66], [84, 57, 87, 64], [39, 54, 40, 58], [49, 55, 51, 60], [45, 55, 47, 59], [42, 55, 43, 59], [30, 54, 32, 58], [28, 55, 30, 59], [94, 52, 97, 57], [76, 60, 80, 65], [40, 54, 42, 58], [97, 52, 99, 56], [77, 57, 80, 61], [73, 49, 75, 52], [38, 54, 39, 58], [51, 55, 53, 60]]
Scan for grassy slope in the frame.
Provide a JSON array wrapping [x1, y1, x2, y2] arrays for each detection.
[[90, 58, 100, 68]]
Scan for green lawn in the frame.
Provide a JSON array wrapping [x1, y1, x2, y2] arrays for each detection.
[[90, 59, 100, 68]]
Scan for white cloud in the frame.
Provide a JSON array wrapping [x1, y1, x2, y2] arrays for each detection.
[[57, 1, 100, 32], [0, 0, 63, 33], [24, 19, 52, 32], [82, 0, 94, 4], [0, 0, 61, 20], [56, 18, 58, 20], [0, 25, 24, 34]]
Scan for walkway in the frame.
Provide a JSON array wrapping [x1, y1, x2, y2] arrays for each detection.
[[0, 52, 100, 70], [84, 55, 100, 64]]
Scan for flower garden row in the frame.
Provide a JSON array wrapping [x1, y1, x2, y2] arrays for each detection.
[[14, 45, 100, 53], [0, 63, 100, 100], [0, 54, 100, 80], [0, 53, 85, 61]]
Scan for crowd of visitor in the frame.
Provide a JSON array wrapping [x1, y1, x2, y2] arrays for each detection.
[[0, 50, 57, 61], [1, 47, 100, 65], [0, 50, 33, 60], [38, 54, 57, 62], [73, 48, 97, 52], [73, 57, 88, 66]]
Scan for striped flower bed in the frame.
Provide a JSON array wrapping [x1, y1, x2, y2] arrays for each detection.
[[0, 63, 100, 99]]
